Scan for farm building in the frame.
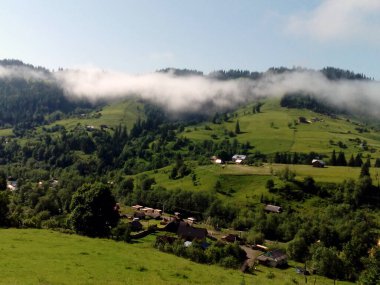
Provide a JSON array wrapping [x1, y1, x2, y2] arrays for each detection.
[[129, 220, 143, 231], [163, 220, 208, 241], [221, 234, 242, 243], [232, 154, 246, 164], [145, 212, 162, 220], [131, 205, 143, 211], [264, 204, 283, 213], [177, 222, 208, 241], [211, 156, 223, 164], [7, 180, 17, 191], [133, 211, 146, 220], [186, 217, 196, 224], [141, 207, 154, 213], [312, 159, 325, 168], [256, 249, 287, 267]]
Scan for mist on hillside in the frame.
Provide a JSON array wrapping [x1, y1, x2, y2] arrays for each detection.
[[1, 64, 380, 118]]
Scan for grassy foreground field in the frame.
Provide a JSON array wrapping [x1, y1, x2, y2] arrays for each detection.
[[0, 229, 353, 285]]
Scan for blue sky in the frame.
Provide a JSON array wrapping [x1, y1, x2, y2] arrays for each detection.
[[1, 0, 380, 78]]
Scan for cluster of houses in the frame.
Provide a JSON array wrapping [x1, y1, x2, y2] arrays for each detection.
[[129, 204, 206, 241], [211, 152, 326, 169], [6, 178, 61, 192], [211, 154, 247, 165], [128, 204, 288, 269], [256, 249, 288, 268]]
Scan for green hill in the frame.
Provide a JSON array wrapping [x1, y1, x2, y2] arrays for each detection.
[[0, 229, 353, 285], [181, 98, 380, 159], [42, 98, 145, 131]]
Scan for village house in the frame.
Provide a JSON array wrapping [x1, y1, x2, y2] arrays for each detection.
[[221, 233, 242, 243], [298, 116, 309, 124], [252, 244, 269, 251], [256, 249, 288, 267], [211, 156, 223, 164], [145, 211, 162, 220], [264, 204, 283, 213], [129, 219, 143, 231], [85, 125, 96, 131], [133, 211, 146, 220], [7, 180, 17, 191], [141, 207, 154, 213], [186, 217, 196, 224], [131, 205, 143, 211], [177, 222, 208, 241], [50, 179, 59, 188], [163, 220, 208, 241], [312, 159, 325, 168], [232, 154, 246, 164], [154, 209, 162, 215]]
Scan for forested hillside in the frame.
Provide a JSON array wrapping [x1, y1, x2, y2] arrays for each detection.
[[0, 60, 94, 129]]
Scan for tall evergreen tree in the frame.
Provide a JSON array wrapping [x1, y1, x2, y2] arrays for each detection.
[[330, 150, 337, 166], [355, 154, 363, 167], [360, 162, 370, 178], [365, 157, 371, 168], [336, 151, 347, 166], [375, 158, 380, 168], [348, 154, 355, 167], [235, 120, 241, 134]]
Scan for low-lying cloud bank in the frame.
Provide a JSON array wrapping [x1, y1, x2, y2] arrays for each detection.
[[55, 69, 251, 113], [1, 64, 380, 118]]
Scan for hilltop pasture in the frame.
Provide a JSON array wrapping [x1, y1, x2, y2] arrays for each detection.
[[182, 99, 380, 158]]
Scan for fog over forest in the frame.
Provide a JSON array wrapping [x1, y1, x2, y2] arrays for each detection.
[[1, 63, 380, 117]]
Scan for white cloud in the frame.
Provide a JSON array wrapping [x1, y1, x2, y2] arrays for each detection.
[[287, 0, 380, 43], [54, 67, 380, 118], [2, 64, 380, 119], [54, 68, 250, 114]]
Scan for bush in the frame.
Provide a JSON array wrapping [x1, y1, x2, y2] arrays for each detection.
[[219, 256, 240, 268], [266, 271, 275, 279], [111, 223, 132, 243]]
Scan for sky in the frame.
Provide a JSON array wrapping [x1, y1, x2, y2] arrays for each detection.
[[1, 0, 380, 79]]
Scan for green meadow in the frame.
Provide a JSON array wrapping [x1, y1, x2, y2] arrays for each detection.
[[0, 128, 13, 136], [182, 98, 380, 158], [43, 99, 145, 131], [137, 163, 375, 207], [0, 229, 353, 285]]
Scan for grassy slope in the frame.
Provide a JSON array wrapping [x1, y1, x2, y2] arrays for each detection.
[[44, 98, 145, 131], [182, 98, 380, 158], [0, 128, 13, 136], [139, 163, 379, 207], [0, 229, 353, 285]]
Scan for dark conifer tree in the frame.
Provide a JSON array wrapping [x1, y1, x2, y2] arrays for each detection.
[[355, 154, 363, 167], [360, 163, 370, 178], [365, 157, 371, 168], [337, 151, 347, 166], [235, 120, 241, 134], [348, 155, 355, 167], [274, 152, 280, 163], [292, 152, 299, 164], [330, 150, 337, 166]]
